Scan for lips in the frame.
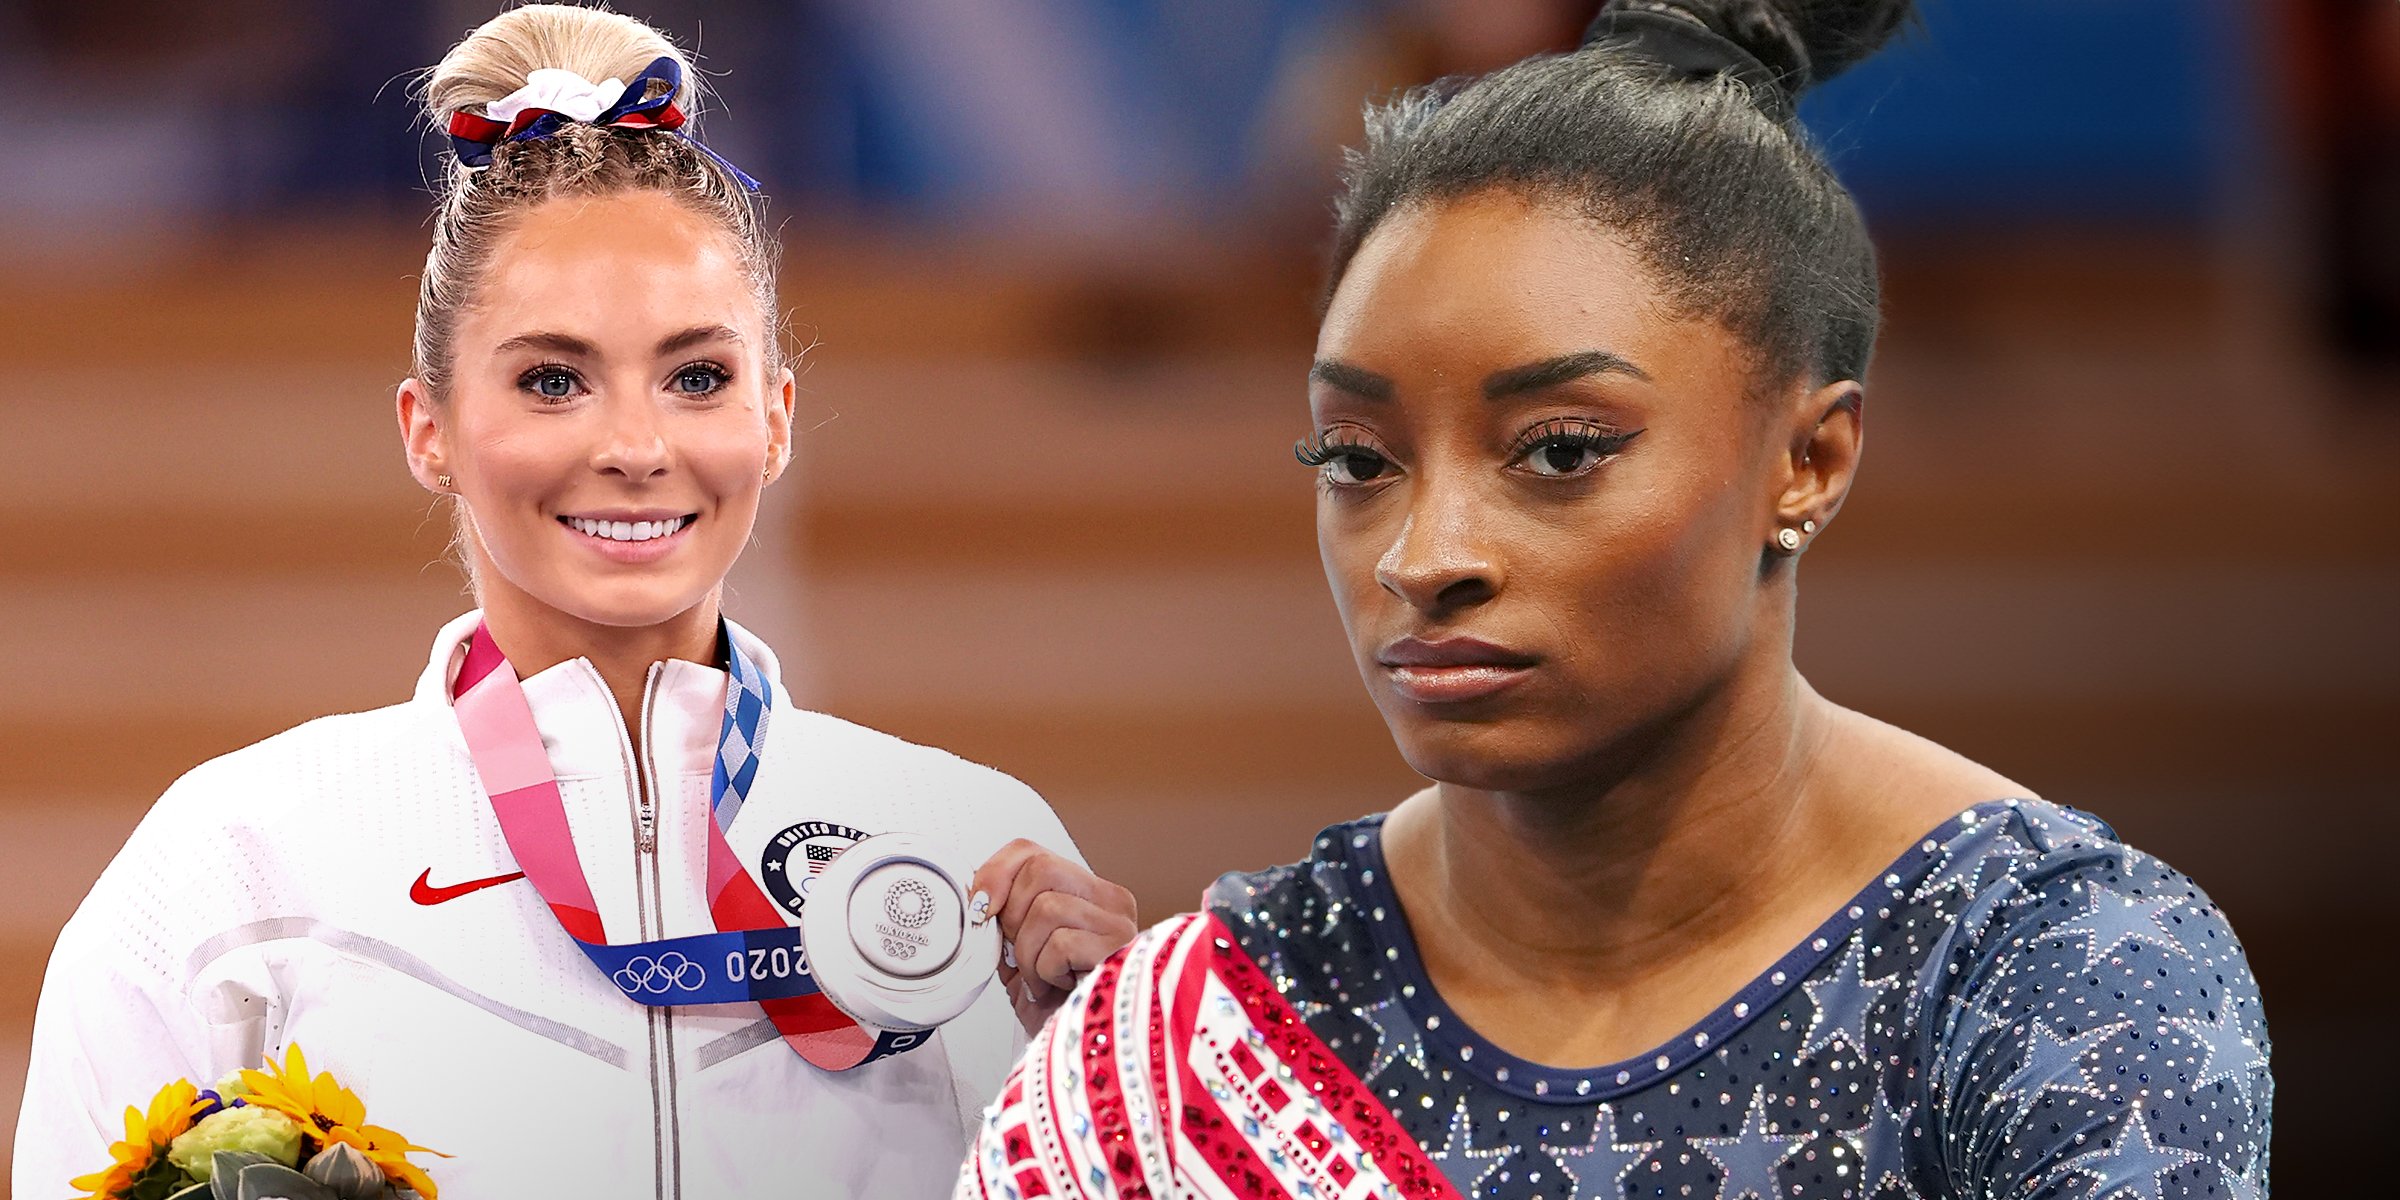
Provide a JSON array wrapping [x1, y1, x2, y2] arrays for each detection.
[[1378, 636, 1536, 704]]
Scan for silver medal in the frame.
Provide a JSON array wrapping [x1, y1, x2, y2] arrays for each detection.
[[798, 832, 1001, 1031]]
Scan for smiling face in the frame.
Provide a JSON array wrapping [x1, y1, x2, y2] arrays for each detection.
[[1310, 189, 1848, 793], [401, 190, 793, 635]]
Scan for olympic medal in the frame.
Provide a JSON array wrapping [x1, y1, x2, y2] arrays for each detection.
[[800, 832, 1000, 1031]]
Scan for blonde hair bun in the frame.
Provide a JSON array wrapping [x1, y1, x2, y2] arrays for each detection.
[[425, 4, 699, 131]]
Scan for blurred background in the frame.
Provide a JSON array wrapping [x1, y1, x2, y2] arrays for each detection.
[[2, 0, 2391, 1193]]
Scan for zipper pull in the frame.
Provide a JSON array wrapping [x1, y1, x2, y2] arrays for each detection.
[[637, 797, 657, 854]]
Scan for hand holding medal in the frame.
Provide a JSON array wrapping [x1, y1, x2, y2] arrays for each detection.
[[967, 839, 1141, 1032]]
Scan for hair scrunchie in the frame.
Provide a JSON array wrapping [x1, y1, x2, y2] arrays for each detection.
[[1582, 1, 1809, 121], [445, 55, 760, 189]]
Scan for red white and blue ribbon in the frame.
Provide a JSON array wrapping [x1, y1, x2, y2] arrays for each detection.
[[445, 55, 761, 190], [452, 622, 920, 1070]]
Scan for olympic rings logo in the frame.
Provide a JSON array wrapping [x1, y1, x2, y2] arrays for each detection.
[[612, 951, 707, 996]]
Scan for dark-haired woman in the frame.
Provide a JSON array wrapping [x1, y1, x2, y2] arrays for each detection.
[[961, 3, 2271, 1198]]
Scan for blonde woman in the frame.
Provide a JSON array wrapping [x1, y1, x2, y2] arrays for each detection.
[[16, 7, 1136, 1197]]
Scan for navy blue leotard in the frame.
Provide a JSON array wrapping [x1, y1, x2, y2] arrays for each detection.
[[1208, 799, 2270, 1199]]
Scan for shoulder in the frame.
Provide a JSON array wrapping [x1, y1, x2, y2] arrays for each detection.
[[763, 707, 1078, 861], [1963, 799, 2259, 1024], [53, 701, 456, 979], [1914, 798, 2238, 984], [770, 707, 1047, 810], [128, 700, 448, 846], [1206, 818, 1369, 928], [1204, 817, 1382, 985], [1932, 798, 2225, 952], [1913, 800, 2270, 1195]]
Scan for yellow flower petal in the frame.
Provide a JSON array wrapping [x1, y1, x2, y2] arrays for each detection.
[[71, 1080, 204, 1198], [228, 1046, 441, 1198]]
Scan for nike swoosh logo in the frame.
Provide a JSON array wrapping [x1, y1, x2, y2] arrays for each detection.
[[411, 868, 528, 906]]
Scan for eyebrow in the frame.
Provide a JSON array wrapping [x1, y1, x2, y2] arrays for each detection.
[[657, 324, 744, 355], [1483, 350, 1648, 398], [1310, 350, 1648, 403], [1308, 359, 1394, 400], [489, 325, 744, 360], [491, 330, 597, 358]]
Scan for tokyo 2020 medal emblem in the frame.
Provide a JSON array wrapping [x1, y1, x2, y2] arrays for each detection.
[[877, 878, 938, 961], [760, 820, 872, 916]]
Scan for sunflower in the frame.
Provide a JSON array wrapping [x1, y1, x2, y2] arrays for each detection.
[[69, 1078, 206, 1199], [239, 1045, 446, 1198]]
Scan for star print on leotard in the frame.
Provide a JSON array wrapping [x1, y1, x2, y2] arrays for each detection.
[[1206, 799, 2271, 1199]]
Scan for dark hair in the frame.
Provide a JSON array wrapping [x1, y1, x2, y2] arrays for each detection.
[[1326, 0, 1914, 388]]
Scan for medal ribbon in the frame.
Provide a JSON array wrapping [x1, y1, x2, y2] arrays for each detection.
[[452, 622, 921, 1070]]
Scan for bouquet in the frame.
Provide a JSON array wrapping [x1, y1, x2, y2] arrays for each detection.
[[71, 1045, 441, 1200]]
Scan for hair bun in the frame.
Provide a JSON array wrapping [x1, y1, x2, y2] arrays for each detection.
[[424, 3, 698, 133], [1589, 0, 1913, 105], [1756, 0, 1914, 85]]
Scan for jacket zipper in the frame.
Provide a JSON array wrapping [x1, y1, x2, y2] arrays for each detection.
[[636, 666, 682, 1200], [598, 662, 680, 1200]]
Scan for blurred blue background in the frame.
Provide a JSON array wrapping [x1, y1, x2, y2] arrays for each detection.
[[3, 1, 2390, 1194], [1804, 0, 2251, 223], [0, 0, 2303, 229]]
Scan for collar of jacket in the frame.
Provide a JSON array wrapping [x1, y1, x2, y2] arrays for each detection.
[[412, 608, 791, 784]]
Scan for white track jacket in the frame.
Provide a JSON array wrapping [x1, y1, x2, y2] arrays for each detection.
[[15, 612, 1077, 1199]]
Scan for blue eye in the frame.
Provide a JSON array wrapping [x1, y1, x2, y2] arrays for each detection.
[[673, 365, 728, 395], [525, 369, 576, 399]]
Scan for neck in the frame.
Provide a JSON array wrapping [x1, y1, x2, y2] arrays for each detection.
[[476, 582, 724, 746], [1391, 654, 1842, 988]]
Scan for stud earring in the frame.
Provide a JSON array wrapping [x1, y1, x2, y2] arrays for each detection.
[[1803, 519, 1817, 534], [1776, 527, 1802, 552], [437, 474, 452, 490]]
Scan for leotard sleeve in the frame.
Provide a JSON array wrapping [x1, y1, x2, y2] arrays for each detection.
[[1920, 834, 2270, 1198]]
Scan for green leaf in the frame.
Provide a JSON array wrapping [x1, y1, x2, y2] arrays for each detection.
[[208, 1152, 271, 1200], [233, 1162, 336, 1200], [119, 1156, 196, 1200]]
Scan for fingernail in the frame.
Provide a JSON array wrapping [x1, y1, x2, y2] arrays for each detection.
[[1002, 943, 1016, 970], [969, 890, 991, 925]]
